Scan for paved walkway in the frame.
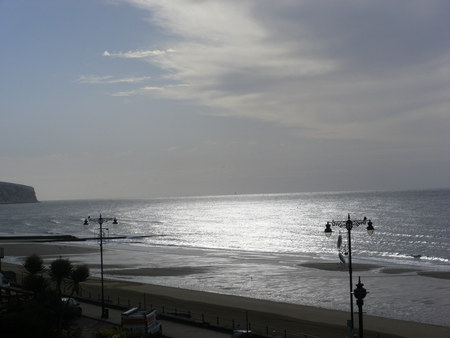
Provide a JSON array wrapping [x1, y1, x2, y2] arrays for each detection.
[[79, 301, 231, 338]]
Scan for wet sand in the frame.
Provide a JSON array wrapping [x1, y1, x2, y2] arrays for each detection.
[[300, 262, 450, 279]]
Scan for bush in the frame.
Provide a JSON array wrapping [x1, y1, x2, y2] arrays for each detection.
[[0, 291, 59, 338]]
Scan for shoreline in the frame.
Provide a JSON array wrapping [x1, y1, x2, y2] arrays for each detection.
[[1, 241, 450, 337], [3, 240, 449, 280]]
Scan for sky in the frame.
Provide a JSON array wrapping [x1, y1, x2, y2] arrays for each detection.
[[1, 0, 449, 201]]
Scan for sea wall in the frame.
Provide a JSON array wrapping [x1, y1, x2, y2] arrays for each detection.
[[0, 182, 38, 204]]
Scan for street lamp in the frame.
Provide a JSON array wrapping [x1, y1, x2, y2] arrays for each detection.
[[324, 214, 374, 332], [83, 214, 118, 318], [354, 277, 368, 338]]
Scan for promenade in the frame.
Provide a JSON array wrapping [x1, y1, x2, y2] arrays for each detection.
[[77, 301, 232, 338]]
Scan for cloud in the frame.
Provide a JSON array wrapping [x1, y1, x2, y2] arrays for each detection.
[[108, 84, 189, 97], [116, 0, 450, 143], [109, 86, 163, 97], [103, 49, 175, 58], [76, 75, 151, 84]]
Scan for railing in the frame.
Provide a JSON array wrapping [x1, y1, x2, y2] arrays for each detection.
[[75, 284, 321, 338]]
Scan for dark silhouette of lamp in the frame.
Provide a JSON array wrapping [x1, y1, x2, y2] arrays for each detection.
[[354, 277, 368, 338]]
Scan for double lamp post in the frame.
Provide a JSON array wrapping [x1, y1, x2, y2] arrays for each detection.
[[324, 214, 374, 337], [83, 214, 118, 318]]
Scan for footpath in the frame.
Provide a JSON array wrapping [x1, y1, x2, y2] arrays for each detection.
[[78, 301, 232, 338]]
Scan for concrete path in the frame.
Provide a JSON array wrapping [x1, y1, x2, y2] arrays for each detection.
[[78, 301, 231, 338]]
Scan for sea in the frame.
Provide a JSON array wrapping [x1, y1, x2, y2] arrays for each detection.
[[1, 188, 449, 327]]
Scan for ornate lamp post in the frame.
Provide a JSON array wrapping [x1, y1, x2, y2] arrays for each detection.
[[83, 214, 118, 318], [354, 277, 368, 338], [324, 214, 374, 332]]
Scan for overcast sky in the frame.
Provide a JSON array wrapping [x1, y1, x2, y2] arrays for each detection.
[[1, 0, 449, 200]]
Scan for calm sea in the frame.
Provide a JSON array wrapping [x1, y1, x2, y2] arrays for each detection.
[[1, 188, 449, 266], [1, 188, 449, 326]]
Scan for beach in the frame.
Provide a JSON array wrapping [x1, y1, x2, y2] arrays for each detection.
[[1, 240, 450, 338]]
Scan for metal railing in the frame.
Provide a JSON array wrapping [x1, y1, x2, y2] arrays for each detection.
[[76, 284, 321, 338]]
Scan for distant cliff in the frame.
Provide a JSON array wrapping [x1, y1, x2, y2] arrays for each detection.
[[0, 182, 38, 204]]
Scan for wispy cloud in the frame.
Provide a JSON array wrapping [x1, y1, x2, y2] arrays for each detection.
[[109, 86, 163, 97], [76, 75, 151, 84], [109, 84, 189, 97], [103, 49, 175, 58]]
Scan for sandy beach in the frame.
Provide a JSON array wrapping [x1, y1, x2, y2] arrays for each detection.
[[1, 241, 450, 338]]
